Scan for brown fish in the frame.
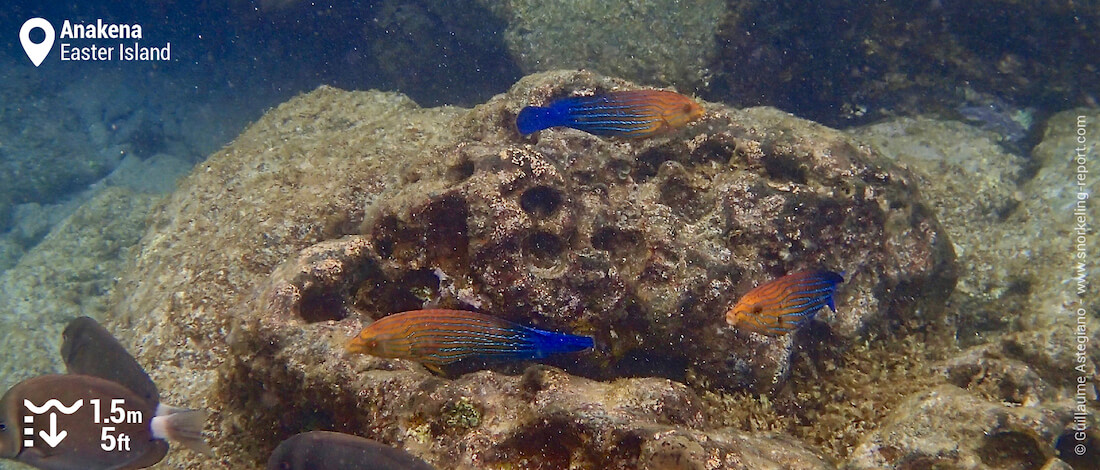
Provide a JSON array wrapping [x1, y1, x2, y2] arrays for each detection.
[[61, 316, 158, 406], [0, 374, 208, 470], [266, 431, 437, 470]]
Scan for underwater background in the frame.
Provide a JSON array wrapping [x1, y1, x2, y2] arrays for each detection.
[[0, 0, 1097, 469]]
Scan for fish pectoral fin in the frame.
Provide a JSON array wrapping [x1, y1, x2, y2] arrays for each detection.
[[422, 363, 446, 376], [17, 445, 75, 468]]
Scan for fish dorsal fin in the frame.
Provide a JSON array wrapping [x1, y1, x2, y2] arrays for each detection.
[[61, 316, 160, 404]]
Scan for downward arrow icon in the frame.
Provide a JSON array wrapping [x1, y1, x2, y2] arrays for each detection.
[[39, 413, 66, 448]]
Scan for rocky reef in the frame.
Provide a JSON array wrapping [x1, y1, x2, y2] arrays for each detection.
[[79, 72, 1090, 469], [0, 63, 246, 272], [851, 117, 1032, 342], [848, 109, 1100, 469], [853, 110, 1100, 349], [99, 70, 966, 469]]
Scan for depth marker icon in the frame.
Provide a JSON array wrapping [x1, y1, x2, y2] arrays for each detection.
[[23, 398, 82, 448]]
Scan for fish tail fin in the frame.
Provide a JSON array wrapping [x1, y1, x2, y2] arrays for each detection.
[[824, 270, 845, 312], [527, 328, 595, 358], [152, 405, 213, 456], [516, 106, 557, 135]]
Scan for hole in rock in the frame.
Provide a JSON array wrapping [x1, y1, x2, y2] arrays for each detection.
[[762, 154, 808, 184], [976, 430, 1047, 470], [394, 268, 444, 311], [524, 231, 563, 261], [659, 177, 706, 221], [690, 137, 736, 165], [353, 268, 442, 315], [447, 159, 476, 182], [497, 420, 586, 470], [520, 186, 563, 219], [591, 227, 644, 261], [421, 195, 470, 267], [634, 147, 676, 182], [299, 290, 348, 323]]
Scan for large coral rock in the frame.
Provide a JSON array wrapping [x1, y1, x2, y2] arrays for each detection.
[[110, 71, 954, 468]]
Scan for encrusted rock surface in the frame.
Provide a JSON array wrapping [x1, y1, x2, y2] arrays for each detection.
[[936, 326, 1099, 407], [847, 385, 1072, 470], [846, 109, 1100, 470], [1017, 110, 1100, 329], [850, 118, 1031, 342], [0, 187, 159, 390], [107, 70, 957, 468], [481, 0, 726, 92], [852, 112, 1100, 344]]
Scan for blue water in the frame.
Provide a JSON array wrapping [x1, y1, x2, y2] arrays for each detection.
[[0, 1, 521, 239]]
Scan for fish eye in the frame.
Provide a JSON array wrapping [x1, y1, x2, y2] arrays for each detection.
[[0, 422, 6, 431]]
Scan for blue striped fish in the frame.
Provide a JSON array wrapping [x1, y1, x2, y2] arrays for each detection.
[[725, 270, 844, 336], [516, 90, 704, 138], [346, 309, 594, 373]]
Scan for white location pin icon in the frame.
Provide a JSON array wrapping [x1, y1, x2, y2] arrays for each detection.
[[20, 18, 55, 67]]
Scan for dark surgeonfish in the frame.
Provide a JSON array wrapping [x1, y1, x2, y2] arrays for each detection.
[[266, 431, 437, 470], [516, 90, 704, 138], [726, 270, 845, 336], [346, 309, 594, 374], [0, 316, 211, 470], [61, 316, 158, 405]]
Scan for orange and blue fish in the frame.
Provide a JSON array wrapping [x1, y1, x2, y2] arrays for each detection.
[[725, 270, 844, 336], [346, 309, 594, 373], [516, 90, 704, 138]]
